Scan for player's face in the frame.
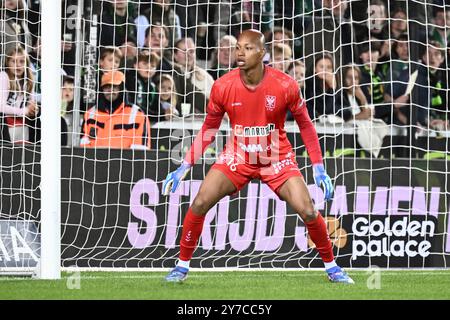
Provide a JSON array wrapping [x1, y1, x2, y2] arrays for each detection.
[[235, 37, 264, 70]]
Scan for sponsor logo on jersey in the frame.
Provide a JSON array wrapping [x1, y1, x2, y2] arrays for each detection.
[[265, 95, 276, 111], [234, 123, 275, 137], [238, 142, 271, 153], [231, 102, 242, 107]]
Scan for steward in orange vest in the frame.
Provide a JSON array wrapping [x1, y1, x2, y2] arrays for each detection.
[[81, 70, 151, 149]]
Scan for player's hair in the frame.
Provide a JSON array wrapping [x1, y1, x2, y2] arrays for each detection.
[[4, 45, 34, 94]]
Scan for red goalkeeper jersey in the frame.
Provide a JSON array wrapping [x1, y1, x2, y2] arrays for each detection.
[[184, 66, 323, 166]]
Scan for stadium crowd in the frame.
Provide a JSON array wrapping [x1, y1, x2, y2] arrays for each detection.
[[0, 0, 449, 155]]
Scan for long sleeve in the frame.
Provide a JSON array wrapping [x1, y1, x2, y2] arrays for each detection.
[[0, 72, 27, 117], [288, 82, 323, 165], [184, 83, 225, 165]]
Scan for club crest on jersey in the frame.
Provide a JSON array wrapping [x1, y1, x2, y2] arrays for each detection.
[[265, 95, 276, 111]]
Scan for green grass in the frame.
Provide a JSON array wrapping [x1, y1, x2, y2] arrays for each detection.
[[1, 270, 450, 300]]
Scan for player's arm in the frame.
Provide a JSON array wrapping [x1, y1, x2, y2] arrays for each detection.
[[288, 83, 334, 201], [162, 83, 225, 195]]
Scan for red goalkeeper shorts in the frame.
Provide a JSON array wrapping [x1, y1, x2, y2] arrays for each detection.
[[211, 151, 303, 198]]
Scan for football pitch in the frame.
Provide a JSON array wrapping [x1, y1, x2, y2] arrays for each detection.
[[1, 270, 450, 300]]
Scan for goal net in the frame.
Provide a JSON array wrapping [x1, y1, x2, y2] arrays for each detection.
[[1, 0, 449, 275]]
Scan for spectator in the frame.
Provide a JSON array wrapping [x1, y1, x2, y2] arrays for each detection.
[[341, 64, 388, 158], [265, 26, 295, 60], [270, 43, 292, 73], [80, 70, 151, 149], [429, 6, 450, 48], [98, 46, 123, 79], [208, 35, 237, 80], [286, 60, 306, 121], [173, 37, 214, 111], [155, 74, 179, 121], [135, 0, 182, 48], [288, 60, 306, 94], [305, 54, 348, 121], [381, 33, 409, 84], [126, 49, 160, 123], [143, 24, 172, 71], [390, 7, 408, 39], [0, 45, 37, 144], [341, 64, 373, 120], [303, 0, 356, 76], [358, 42, 388, 112], [353, 0, 389, 43], [61, 75, 75, 146], [97, 0, 137, 49], [377, 7, 408, 62], [144, 24, 203, 115], [391, 42, 446, 127], [119, 36, 138, 70], [0, 0, 32, 61]]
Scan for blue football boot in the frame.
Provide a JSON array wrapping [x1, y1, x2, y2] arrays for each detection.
[[326, 266, 355, 284], [165, 266, 189, 283]]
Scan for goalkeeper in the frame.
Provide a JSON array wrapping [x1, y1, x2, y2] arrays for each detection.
[[162, 29, 354, 284]]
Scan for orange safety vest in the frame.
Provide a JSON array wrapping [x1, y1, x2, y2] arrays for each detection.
[[80, 102, 151, 149]]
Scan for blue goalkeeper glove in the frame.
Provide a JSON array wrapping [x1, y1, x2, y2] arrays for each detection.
[[162, 161, 191, 195], [313, 163, 334, 201]]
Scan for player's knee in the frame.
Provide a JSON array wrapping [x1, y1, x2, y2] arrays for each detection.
[[301, 210, 318, 223], [297, 199, 317, 222], [191, 195, 211, 215]]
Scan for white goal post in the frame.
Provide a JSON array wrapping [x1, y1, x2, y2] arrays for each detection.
[[39, 0, 61, 280]]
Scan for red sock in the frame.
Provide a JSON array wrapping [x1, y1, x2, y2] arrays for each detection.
[[179, 207, 206, 262], [305, 213, 334, 263]]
